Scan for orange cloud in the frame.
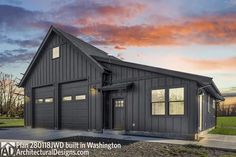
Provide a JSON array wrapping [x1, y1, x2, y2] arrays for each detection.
[[182, 57, 236, 71], [79, 14, 236, 46], [74, 3, 146, 26]]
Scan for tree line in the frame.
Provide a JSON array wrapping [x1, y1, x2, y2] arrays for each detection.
[[0, 72, 24, 118], [217, 104, 236, 116]]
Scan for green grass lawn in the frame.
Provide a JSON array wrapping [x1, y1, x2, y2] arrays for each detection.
[[209, 116, 236, 135], [0, 115, 24, 128], [216, 116, 236, 128]]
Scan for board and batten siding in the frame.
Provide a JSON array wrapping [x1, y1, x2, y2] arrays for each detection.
[[101, 62, 199, 136], [24, 32, 103, 130], [202, 92, 216, 130]]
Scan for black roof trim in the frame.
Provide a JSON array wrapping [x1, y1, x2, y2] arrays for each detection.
[[198, 82, 224, 101], [94, 56, 224, 100], [94, 56, 212, 82]]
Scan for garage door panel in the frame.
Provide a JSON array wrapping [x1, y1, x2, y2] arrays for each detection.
[[61, 106, 87, 110], [61, 111, 85, 115], [62, 124, 87, 129], [34, 86, 54, 128], [63, 122, 88, 126], [60, 81, 88, 130], [62, 115, 88, 120], [61, 102, 86, 105], [62, 110, 88, 114], [35, 105, 53, 109], [62, 115, 88, 119]]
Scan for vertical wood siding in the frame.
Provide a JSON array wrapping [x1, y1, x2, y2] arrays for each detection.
[[101, 62, 199, 136], [202, 92, 216, 130], [23, 30, 207, 137], [24, 32, 103, 130]]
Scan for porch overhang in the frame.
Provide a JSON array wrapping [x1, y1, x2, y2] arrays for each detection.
[[99, 82, 134, 91]]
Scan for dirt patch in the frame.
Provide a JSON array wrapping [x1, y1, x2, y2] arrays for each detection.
[[53, 136, 236, 157]]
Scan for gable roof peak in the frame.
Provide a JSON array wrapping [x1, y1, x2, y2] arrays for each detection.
[[19, 26, 108, 87]]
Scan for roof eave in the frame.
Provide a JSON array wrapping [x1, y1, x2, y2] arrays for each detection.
[[94, 56, 212, 83], [198, 81, 224, 101]]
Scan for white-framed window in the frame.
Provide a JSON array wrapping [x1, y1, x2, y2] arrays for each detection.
[[75, 95, 86, 101], [35, 98, 43, 104], [52, 46, 60, 59], [208, 96, 211, 112], [63, 96, 72, 101], [45, 98, 53, 103], [115, 100, 124, 107], [151, 89, 165, 115], [169, 87, 184, 115]]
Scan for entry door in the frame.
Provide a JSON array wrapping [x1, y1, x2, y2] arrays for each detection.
[[113, 99, 125, 130], [199, 95, 203, 131]]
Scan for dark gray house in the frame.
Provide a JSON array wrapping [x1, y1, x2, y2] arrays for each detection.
[[19, 26, 224, 140]]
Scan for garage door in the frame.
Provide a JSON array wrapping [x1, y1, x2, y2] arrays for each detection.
[[34, 86, 54, 128], [60, 81, 88, 130]]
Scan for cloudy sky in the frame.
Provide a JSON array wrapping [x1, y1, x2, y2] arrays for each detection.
[[0, 0, 236, 92]]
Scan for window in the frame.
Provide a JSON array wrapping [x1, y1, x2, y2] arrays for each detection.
[[208, 96, 211, 112], [63, 96, 72, 101], [115, 100, 124, 107], [36, 98, 43, 104], [45, 98, 53, 103], [75, 95, 86, 101], [52, 46, 60, 59], [169, 88, 184, 115], [151, 89, 165, 115]]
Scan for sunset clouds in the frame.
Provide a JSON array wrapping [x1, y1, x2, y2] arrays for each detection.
[[72, 3, 146, 25], [182, 57, 236, 71], [0, 0, 236, 90], [77, 14, 236, 46], [2, 1, 236, 46]]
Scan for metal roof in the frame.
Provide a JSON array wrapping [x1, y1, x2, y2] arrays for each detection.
[[55, 27, 116, 59]]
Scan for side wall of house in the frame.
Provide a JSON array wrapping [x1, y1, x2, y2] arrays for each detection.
[[202, 92, 216, 130], [24, 32, 103, 130], [101, 62, 199, 137]]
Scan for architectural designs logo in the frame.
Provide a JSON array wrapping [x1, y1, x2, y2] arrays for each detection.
[[0, 142, 16, 156]]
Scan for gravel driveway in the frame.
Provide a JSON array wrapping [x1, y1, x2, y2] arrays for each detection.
[[54, 136, 236, 157]]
